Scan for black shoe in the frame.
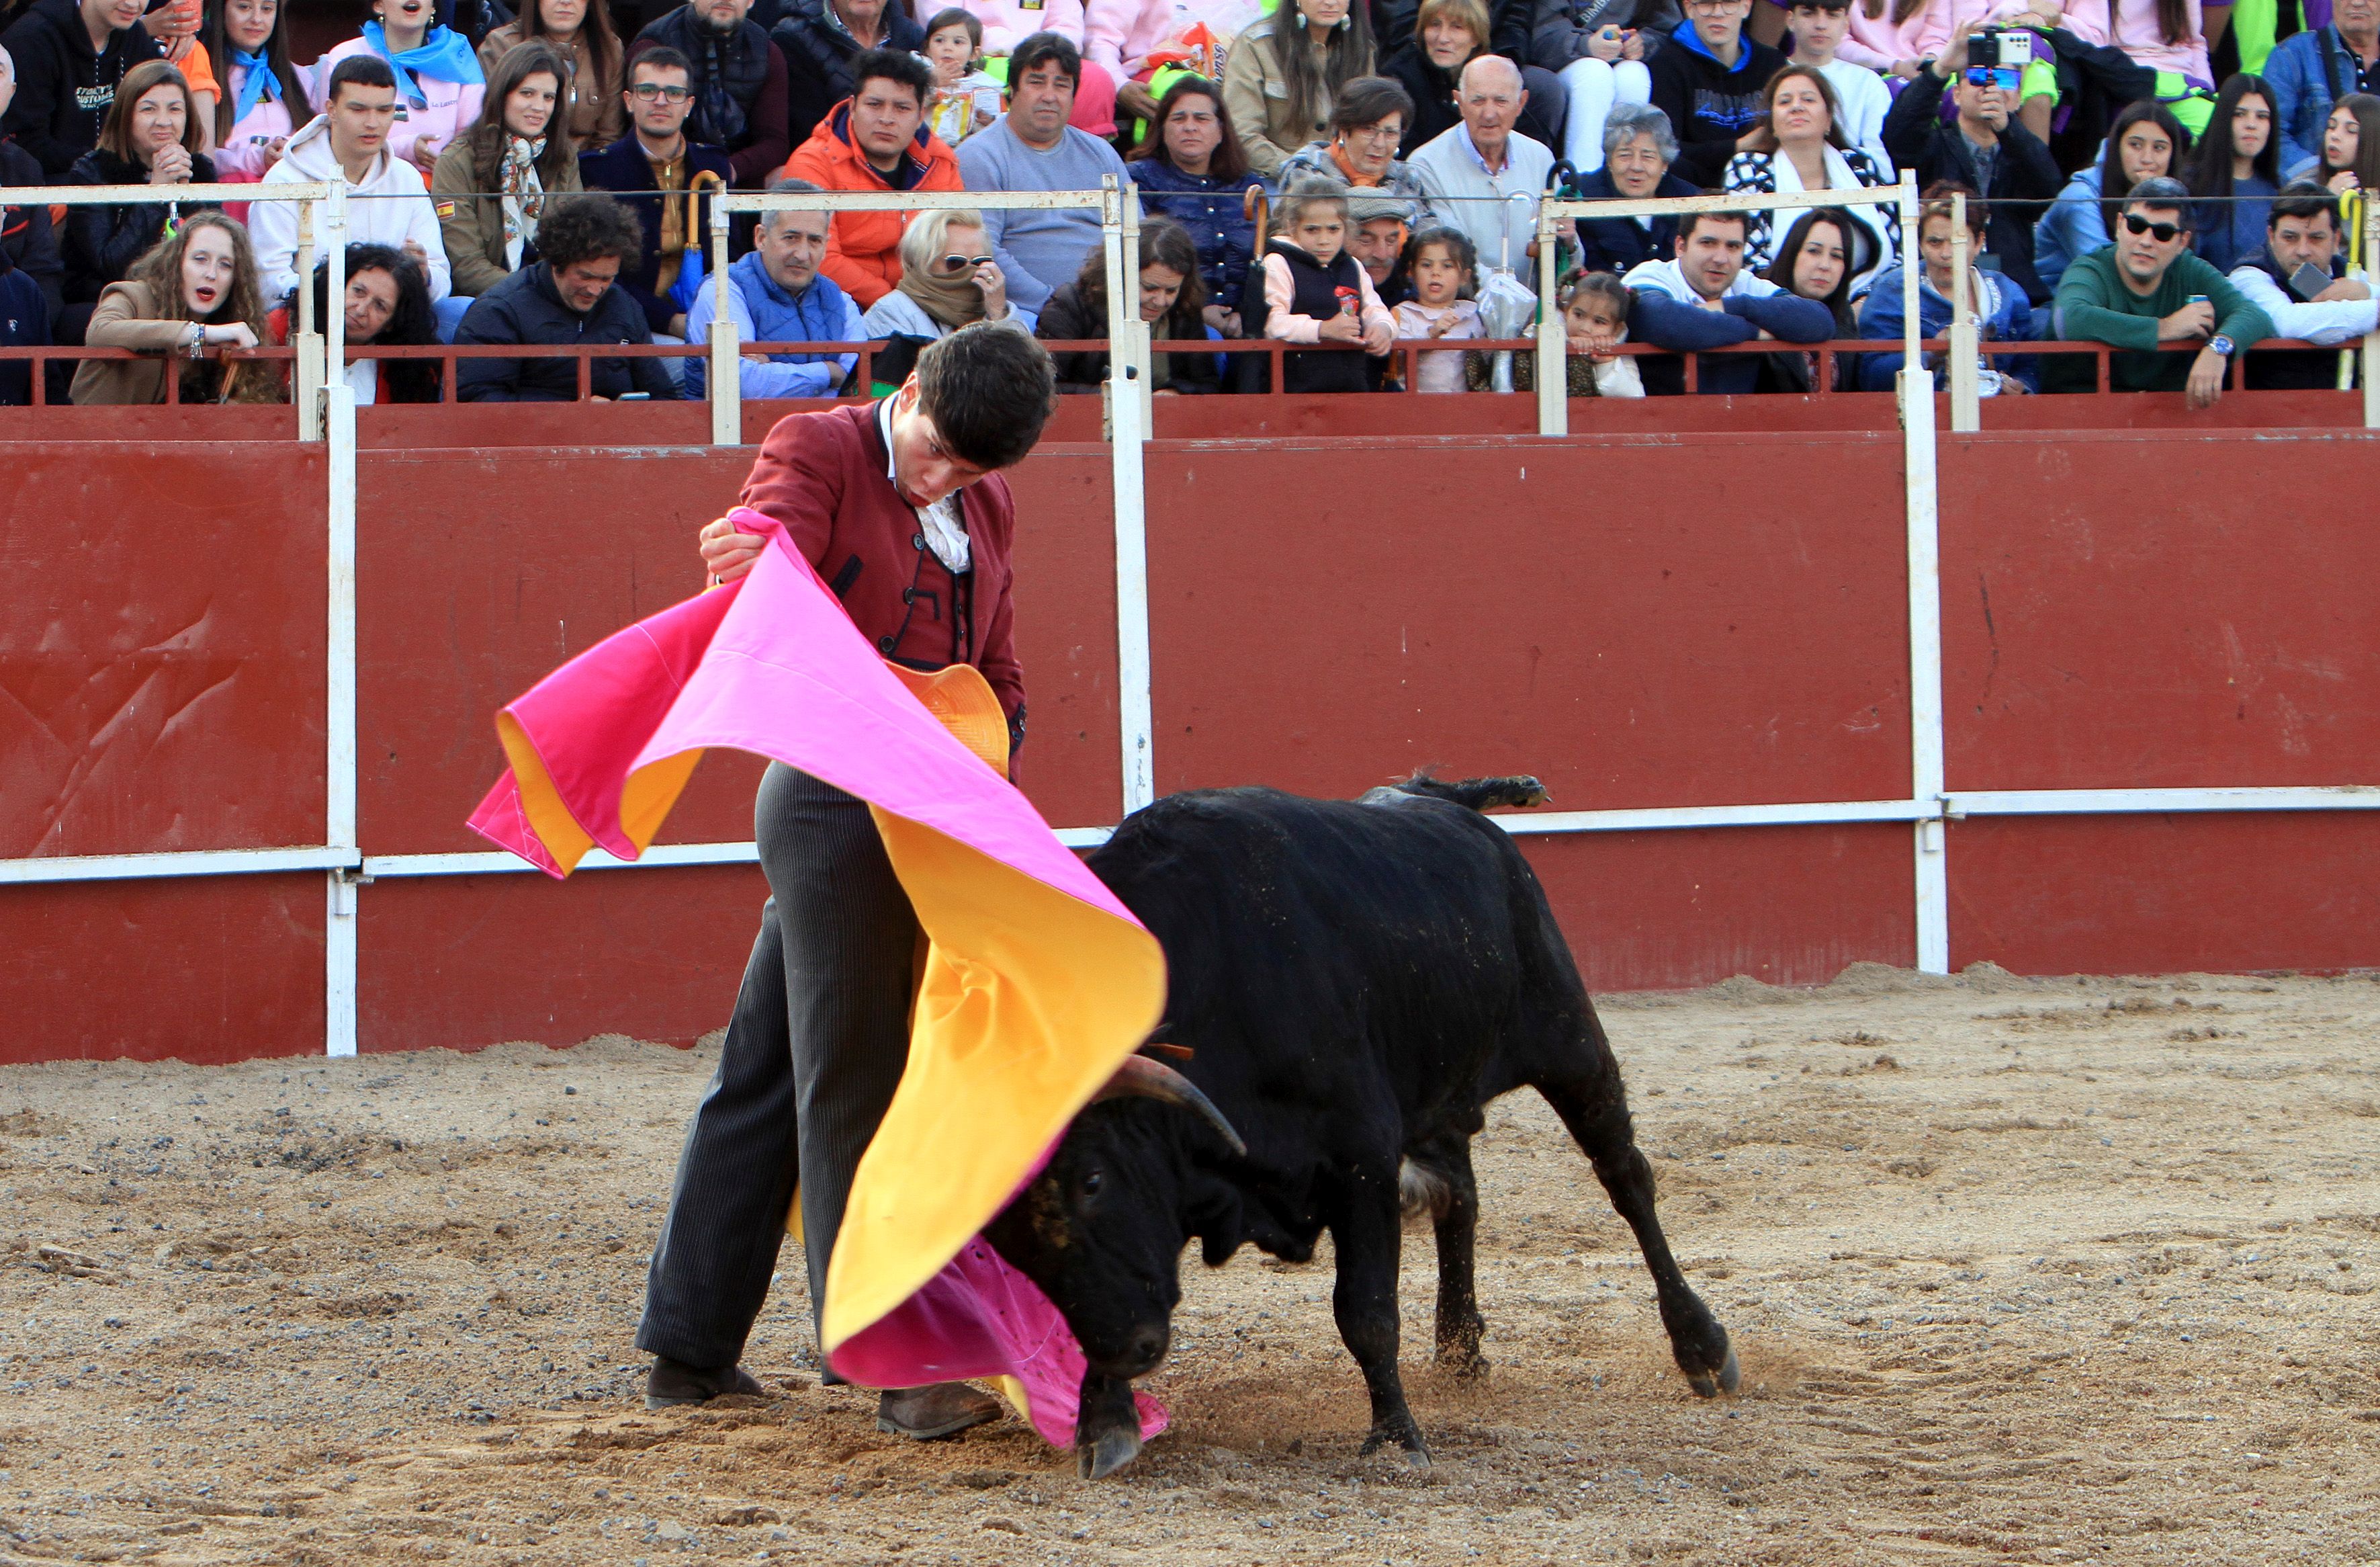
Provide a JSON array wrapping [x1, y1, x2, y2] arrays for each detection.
[[645, 1357, 769, 1410], [875, 1382, 1001, 1440]]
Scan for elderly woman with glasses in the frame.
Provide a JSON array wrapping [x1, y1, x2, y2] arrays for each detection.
[[1275, 76, 1431, 223], [859, 206, 1035, 341]]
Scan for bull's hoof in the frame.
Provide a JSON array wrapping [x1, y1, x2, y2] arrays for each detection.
[[1077, 1426, 1143, 1480], [1685, 1347, 1740, 1400], [1359, 1428, 1431, 1470], [1435, 1346, 1490, 1380]]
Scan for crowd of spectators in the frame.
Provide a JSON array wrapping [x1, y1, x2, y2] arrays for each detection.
[[0, 0, 2375, 407]]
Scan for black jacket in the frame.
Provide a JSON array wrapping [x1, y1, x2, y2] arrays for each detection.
[[453, 261, 682, 401], [773, 0, 925, 153], [63, 146, 218, 305], [1880, 69, 2062, 304], [0, 0, 163, 176], [1644, 28, 1786, 186], [634, 5, 791, 183], [1034, 280, 1220, 396], [578, 132, 736, 335], [1570, 165, 1700, 274], [1, 137, 64, 324]]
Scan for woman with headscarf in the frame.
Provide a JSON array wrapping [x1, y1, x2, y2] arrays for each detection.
[[860, 206, 1036, 339]]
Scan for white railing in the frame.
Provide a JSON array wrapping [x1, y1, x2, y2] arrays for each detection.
[[5, 177, 2380, 1053]]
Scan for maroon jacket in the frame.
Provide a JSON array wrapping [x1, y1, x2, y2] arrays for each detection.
[[740, 402, 1024, 737]]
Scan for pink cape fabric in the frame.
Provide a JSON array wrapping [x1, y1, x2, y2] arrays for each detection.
[[466, 511, 1163, 1447]]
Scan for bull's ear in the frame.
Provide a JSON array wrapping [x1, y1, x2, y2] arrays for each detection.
[[1092, 1055, 1248, 1158]]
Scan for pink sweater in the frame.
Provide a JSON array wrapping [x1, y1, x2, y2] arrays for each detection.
[[210, 62, 312, 180], [951, 0, 1090, 54], [2052, 0, 2209, 81], [1832, 0, 2030, 71], [1082, 0, 1264, 75]]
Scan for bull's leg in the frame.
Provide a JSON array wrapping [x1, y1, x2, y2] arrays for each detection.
[[1428, 1141, 1488, 1378], [1074, 1370, 1143, 1481], [1329, 1175, 1430, 1466], [1535, 1051, 1737, 1398]]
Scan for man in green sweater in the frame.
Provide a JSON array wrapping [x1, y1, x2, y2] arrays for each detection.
[[2047, 177, 2277, 407]]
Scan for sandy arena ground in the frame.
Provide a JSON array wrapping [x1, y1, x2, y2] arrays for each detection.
[[1, 963, 2376, 1566]]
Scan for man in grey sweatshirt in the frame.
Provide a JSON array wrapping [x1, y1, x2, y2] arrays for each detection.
[[953, 32, 1127, 313]]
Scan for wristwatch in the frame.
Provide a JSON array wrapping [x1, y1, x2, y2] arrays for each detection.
[[2208, 334, 2236, 357]]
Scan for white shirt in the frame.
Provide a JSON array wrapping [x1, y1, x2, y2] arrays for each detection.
[[1807, 58, 1896, 177], [877, 394, 970, 575], [2226, 262, 2380, 347]]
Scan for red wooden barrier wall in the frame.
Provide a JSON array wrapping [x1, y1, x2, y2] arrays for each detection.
[[3, 415, 2376, 1062]]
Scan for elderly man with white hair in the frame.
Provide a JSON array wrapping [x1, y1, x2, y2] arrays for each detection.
[[1408, 54, 1556, 278]]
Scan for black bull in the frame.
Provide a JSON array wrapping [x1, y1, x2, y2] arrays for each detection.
[[983, 777, 1738, 1480]]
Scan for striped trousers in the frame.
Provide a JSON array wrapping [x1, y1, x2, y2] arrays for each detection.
[[635, 763, 919, 1372]]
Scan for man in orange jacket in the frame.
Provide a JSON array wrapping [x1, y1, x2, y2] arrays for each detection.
[[779, 47, 961, 309]]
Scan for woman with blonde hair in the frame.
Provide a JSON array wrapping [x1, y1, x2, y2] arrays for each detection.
[[73, 210, 283, 405], [1223, 0, 1378, 177], [860, 207, 1034, 339]]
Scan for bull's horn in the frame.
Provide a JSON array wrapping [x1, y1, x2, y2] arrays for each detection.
[[1092, 1055, 1247, 1158]]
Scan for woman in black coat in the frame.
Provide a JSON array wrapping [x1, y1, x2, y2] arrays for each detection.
[[64, 59, 217, 312], [1034, 218, 1220, 397]]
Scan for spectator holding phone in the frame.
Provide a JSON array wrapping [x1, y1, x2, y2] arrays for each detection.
[[455, 190, 682, 399], [202, 0, 313, 181], [2045, 175, 2270, 403], [2225, 180, 2377, 386], [311, 0, 488, 179], [1882, 19, 2062, 302], [1622, 204, 1835, 392], [63, 60, 216, 315]]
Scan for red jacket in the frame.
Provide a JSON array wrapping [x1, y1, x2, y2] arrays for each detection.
[[779, 101, 963, 308], [740, 401, 1024, 731]]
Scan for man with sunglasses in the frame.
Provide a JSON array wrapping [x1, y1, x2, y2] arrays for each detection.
[[1881, 19, 2061, 305], [2046, 176, 2274, 406], [780, 47, 962, 309], [581, 46, 736, 341]]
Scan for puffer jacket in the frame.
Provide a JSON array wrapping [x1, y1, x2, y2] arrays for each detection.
[[453, 259, 682, 400], [773, 0, 927, 151], [63, 146, 220, 305], [778, 98, 963, 308]]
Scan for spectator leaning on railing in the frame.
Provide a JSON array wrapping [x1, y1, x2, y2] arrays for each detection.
[[269, 241, 444, 404], [0, 0, 163, 178], [71, 207, 282, 404], [1570, 101, 1697, 273], [454, 189, 684, 399], [253, 54, 453, 306], [2046, 174, 2273, 404], [578, 44, 733, 339], [1249, 173, 1396, 392], [63, 58, 214, 319], [1409, 54, 1554, 278], [1622, 204, 1835, 393], [683, 173, 863, 396], [433, 40, 584, 338], [1760, 204, 1862, 390], [778, 46, 961, 309], [1034, 214, 1219, 393], [954, 31, 1128, 313], [2225, 179, 2377, 387], [1857, 180, 2039, 393]]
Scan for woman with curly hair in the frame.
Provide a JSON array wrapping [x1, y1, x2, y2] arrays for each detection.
[[270, 242, 444, 404], [73, 210, 281, 404]]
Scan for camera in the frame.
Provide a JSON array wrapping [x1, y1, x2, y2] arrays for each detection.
[[1968, 26, 2033, 67]]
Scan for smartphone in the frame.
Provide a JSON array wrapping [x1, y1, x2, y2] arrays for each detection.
[[2289, 261, 2334, 300], [617, 392, 652, 401]]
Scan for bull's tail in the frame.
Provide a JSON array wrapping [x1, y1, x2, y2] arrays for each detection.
[[1388, 770, 1550, 812]]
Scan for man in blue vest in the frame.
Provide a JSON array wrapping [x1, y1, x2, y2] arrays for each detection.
[[683, 173, 864, 397]]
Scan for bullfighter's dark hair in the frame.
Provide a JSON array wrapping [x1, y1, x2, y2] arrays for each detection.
[[914, 323, 1056, 471], [535, 194, 647, 270]]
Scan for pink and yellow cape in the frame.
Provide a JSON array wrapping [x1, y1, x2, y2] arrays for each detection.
[[467, 507, 1167, 1446]]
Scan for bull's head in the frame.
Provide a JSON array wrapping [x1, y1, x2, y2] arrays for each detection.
[[984, 1053, 1245, 1480]]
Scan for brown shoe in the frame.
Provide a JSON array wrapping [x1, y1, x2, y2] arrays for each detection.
[[645, 1358, 769, 1409], [875, 1381, 1001, 1440]]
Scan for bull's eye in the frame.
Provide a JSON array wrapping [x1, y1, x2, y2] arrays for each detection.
[[1079, 1169, 1104, 1198]]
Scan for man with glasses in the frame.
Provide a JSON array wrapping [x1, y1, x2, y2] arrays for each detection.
[[582, 46, 736, 341], [780, 48, 961, 310], [1644, 0, 1786, 184], [1411, 54, 1556, 278], [630, 0, 792, 187], [2046, 175, 2273, 405], [1882, 19, 2062, 304]]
